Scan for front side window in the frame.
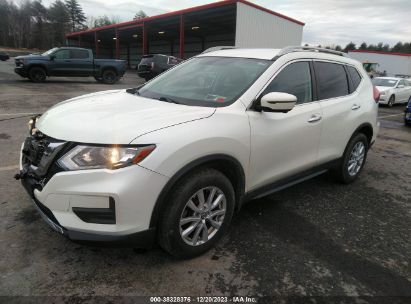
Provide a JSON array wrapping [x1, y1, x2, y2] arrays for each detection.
[[260, 61, 312, 104], [54, 49, 70, 60], [314, 62, 349, 100], [137, 57, 271, 107]]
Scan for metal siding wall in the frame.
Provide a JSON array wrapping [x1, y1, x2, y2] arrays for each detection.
[[235, 2, 303, 48], [348, 52, 411, 76]]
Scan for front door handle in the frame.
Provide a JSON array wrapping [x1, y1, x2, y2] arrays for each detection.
[[308, 114, 322, 123], [351, 104, 361, 110]]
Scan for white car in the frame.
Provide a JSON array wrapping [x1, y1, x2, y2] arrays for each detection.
[[373, 77, 411, 107], [17, 46, 379, 258]]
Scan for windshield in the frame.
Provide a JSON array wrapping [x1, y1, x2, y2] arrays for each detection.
[[372, 78, 398, 87], [137, 56, 271, 107], [42, 48, 59, 56]]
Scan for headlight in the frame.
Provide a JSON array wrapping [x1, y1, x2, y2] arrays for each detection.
[[58, 145, 156, 171], [380, 91, 386, 96]]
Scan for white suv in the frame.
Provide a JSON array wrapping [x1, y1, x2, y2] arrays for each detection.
[[17, 46, 379, 258]]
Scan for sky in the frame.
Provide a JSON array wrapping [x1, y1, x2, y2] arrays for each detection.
[[27, 0, 411, 47]]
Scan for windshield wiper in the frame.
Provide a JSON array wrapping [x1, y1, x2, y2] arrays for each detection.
[[158, 96, 180, 104]]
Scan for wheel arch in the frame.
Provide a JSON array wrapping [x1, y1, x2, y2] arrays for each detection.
[[27, 64, 48, 75], [101, 66, 118, 75], [149, 154, 246, 229], [352, 122, 373, 146]]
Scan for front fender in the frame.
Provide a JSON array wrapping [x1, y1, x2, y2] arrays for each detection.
[[131, 109, 250, 186]]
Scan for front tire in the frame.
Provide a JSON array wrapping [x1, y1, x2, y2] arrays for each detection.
[[388, 95, 395, 107], [28, 67, 46, 83], [332, 133, 369, 184], [158, 168, 235, 258]]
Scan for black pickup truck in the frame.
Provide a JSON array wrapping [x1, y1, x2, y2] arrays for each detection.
[[14, 47, 126, 84]]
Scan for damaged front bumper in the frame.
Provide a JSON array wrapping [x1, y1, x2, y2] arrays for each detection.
[[15, 122, 164, 247]]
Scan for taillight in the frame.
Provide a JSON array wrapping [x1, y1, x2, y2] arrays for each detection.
[[373, 86, 380, 103]]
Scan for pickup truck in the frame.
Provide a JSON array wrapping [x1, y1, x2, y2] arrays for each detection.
[[14, 47, 126, 84]]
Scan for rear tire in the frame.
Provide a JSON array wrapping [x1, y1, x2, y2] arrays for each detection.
[[101, 69, 118, 84], [388, 95, 395, 107], [28, 67, 46, 83], [158, 168, 235, 259], [331, 133, 369, 184]]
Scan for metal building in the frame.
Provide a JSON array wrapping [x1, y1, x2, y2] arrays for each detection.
[[66, 0, 304, 68], [348, 50, 411, 77]]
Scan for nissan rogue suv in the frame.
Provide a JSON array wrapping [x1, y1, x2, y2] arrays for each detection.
[[16, 46, 380, 258]]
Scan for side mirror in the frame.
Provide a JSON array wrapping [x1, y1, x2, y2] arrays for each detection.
[[258, 92, 297, 113], [397, 85, 404, 88], [50, 55, 55, 60]]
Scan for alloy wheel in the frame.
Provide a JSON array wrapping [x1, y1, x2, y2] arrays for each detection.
[[347, 141, 365, 176], [179, 186, 226, 246]]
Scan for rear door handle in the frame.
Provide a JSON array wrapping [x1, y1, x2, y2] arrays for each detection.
[[308, 114, 322, 123], [352, 104, 361, 110]]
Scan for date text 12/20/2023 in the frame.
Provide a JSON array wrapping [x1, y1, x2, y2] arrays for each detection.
[[149, 296, 257, 303]]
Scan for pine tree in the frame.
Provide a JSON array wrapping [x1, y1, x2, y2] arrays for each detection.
[[133, 10, 147, 20], [343, 42, 356, 52], [49, 0, 70, 45], [65, 0, 86, 32]]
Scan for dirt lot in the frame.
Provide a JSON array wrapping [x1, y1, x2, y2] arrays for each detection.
[[0, 58, 410, 302]]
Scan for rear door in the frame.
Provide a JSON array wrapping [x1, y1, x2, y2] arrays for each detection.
[[314, 61, 361, 163], [68, 49, 94, 76], [247, 60, 323, 190]]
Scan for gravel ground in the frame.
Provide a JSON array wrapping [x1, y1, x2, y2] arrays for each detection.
[[0, 58, 410, 303]]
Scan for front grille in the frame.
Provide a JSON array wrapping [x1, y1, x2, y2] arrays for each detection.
[[21, 133, 70, 187]]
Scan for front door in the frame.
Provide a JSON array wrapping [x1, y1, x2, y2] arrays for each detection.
[[247, 61, 322, 191]]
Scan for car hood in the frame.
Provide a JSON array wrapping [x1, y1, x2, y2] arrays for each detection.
[[36, 90, 215, 144], [376, 86, 393, 92], [15, 55, 46, 60]]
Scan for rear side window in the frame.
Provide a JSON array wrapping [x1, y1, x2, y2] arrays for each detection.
[[346, 66, 362, 92], [262, 61, 312, 104], [70, 49, 89, 59], [314, 62, 349, 100]]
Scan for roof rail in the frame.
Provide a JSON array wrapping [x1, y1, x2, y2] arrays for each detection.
[[201, 46, 236, 54], [274, 46, 347, 59]]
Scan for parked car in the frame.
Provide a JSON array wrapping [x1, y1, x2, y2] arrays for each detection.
[[137, 54, 182, 81], [16, 46, 379, 258], [372, 77, 411, 107], [0, 51, 10, 61], [404, 98, 411, 126], [14, 47, 126, 84]]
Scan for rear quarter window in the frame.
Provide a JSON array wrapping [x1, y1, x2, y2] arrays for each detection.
[[314, 61, 349, 100], [346, 66, 362, 92]]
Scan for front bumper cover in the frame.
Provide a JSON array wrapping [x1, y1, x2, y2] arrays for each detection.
[[16, 128, 159, 248], [14, 66, 28, 77], [21, 176, 156, 247]]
